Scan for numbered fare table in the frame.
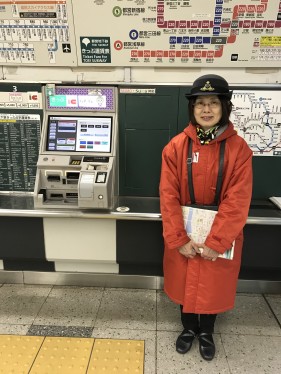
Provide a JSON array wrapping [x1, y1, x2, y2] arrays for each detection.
[[0, 113, 40, 191]]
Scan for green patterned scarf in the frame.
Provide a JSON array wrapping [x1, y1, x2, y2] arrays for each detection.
[[196, 125, 220, 145]]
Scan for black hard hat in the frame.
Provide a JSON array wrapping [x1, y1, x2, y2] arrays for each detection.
[[185, 74, 232, 99]]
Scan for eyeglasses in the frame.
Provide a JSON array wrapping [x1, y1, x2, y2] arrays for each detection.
[[193, 100, 221, 109]]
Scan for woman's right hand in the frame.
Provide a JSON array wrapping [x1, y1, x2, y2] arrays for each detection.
[[178, 240, 199, 259]]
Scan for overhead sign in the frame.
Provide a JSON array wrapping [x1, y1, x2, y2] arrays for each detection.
[[0, 0, 77, 66], [73, 0, 281, 67], [80, 36, 111, 63]]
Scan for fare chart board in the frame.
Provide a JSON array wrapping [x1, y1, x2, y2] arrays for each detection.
[[0, 113, 41, 191], [0, 0, 77, 66], [0, 84, 42, 192], [73, 0, 281, 67]]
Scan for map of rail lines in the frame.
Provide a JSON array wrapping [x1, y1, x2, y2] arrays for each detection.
[[74, 0, 281, 67], [231, 90, 281, 156], [0, 0, 280, 67], [181, 206, 234, 259]]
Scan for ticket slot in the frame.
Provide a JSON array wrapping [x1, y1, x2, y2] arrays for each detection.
[[66, 193, 78, 198], [83, 156, 109, 163], [47, 175, 61, 182], [50, 193, 64, 199], [66, 172, 80, 184]]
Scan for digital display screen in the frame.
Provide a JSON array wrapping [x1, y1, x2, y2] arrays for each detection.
[[46, 116, 112, 153]]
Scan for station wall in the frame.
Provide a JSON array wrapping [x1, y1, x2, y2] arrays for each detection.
[[0, 1, 281, 284]]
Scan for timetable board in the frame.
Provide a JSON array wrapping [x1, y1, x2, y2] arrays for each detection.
[[0, 84, 42, 192], [0, 0, 77, 66], [73, 0, 281, 67]]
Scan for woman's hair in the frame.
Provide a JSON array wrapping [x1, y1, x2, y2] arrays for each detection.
[[188, 96, 233, 127]]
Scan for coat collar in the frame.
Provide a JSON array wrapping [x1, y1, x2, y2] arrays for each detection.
[[184, 122, 237, 144]]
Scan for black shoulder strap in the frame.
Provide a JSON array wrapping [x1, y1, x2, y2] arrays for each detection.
[[187, 139, 195, 204], [214, 139, 226, 205], [187, 139, 226, 206]]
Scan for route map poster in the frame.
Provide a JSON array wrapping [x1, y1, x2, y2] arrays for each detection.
[[74, 0, 281, 67], [231, 90, 281, 156]]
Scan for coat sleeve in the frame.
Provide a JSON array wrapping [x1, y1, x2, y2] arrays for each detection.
[[205, 140, 253, 254], [159, 141, 190, 250]]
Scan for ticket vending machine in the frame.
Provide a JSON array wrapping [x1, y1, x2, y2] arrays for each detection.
[[34, 86, 118, 209]]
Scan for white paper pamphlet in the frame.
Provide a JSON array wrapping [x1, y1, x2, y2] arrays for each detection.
[[181, 206, 234, 260]]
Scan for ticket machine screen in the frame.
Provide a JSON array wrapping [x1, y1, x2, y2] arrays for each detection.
[[46, 115, 112, 153]]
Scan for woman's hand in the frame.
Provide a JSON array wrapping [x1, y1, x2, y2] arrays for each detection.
[[178, 240, 200, 259], [197, 243, 219, 261]]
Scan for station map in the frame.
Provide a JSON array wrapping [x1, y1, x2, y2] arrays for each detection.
[[0, 0, 280, 67], [74, 0, 281, 67], [181, 206, 234, 259], [231, 90, 281, 156]]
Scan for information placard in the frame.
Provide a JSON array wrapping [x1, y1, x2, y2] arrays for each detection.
[[231, 90, 281, 156], [0, 114, 41, 191], [0, 0, 77, 66], [0, 83, 42, 192], [73, 0, 281, 67]]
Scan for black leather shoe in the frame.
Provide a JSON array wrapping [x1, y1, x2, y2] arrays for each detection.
[[198, 333, 216, 361], [176, 329, 197, 354]]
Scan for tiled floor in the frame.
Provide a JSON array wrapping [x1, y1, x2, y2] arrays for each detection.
[[0, 283, 280, 374]]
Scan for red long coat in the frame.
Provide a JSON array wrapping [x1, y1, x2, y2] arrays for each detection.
[[159, 123, 253, 314]]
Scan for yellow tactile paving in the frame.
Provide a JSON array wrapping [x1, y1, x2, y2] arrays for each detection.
[[30, 337, 94, 374], [87, 339, 144, 374], [0, 335, 145, 374], [0, 335, 44, 373]]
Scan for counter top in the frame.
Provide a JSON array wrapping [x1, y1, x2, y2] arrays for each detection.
[[0, 194, 281, 224]]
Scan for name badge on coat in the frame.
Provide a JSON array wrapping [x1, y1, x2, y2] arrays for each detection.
[[193, 152, 199, 163]]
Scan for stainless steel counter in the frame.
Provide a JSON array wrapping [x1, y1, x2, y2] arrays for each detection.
[[0, 194, 281, 224]]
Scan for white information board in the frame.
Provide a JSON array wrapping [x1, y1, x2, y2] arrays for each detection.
[[1, 1, 280, 68], [73, 0, 281, 67], [0, 0, 77, 66], [231, 90, 281, 156]]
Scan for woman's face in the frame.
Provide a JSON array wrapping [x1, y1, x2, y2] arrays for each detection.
[[193, 95, 222, 131]]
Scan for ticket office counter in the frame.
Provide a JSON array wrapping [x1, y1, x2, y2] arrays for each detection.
[[0, 195, 280, 291]]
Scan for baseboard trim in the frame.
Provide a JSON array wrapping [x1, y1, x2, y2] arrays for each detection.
[[0, 271, 280, 294]]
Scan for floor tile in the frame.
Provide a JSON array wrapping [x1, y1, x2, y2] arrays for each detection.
[[95, 288, 157, 331], [264, 294, 281, 324], [0, 335, 44, 373], [0, 284, 52, 325], [27, 325, 93, 337], [156, 331, 230, 374], [88, 338, 144, 374], [216, 295, 280, 335], [30, 336, 94, 374], [156, 291, 182, 331], [92, 327, 156, 374], [33, 286, 103, 327], [0, 324, 30, 335], [222, 334, 281, 374]]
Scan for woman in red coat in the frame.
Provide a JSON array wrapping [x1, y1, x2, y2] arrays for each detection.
[[159, 74, 253, 361]]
